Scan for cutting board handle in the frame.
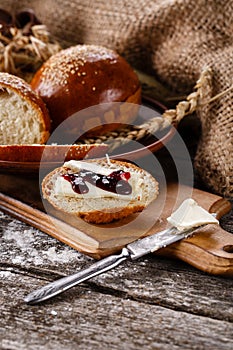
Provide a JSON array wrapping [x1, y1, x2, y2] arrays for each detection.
[[160, 198, 233, 276], [1, 192, 233, 276]]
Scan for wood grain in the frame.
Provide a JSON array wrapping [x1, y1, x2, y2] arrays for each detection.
[[2, 280, 232, 350], [0, 173, 233, 276], [1, 206, 233, 350], [1, 259, 233, 350]]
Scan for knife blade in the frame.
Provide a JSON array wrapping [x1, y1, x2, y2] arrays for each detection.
[[24, 225, 202, 305]]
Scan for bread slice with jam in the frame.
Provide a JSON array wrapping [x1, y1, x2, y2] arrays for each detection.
[[42, 159, 159, 224]]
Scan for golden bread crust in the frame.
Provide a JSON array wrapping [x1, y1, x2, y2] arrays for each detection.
[[31, 45, 141, 134], [0, 144, 108, 162]]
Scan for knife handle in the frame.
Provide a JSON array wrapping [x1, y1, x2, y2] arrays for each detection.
[[24, 248, 130, 305]]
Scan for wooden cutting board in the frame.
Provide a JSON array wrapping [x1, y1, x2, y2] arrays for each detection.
[[0, 172, 233, 276]]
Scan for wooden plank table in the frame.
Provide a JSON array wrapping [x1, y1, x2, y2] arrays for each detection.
[[1, 208, 233, 350], [1, 121, 233, 350]]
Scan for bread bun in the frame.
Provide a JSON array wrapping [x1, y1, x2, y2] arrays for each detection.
[[0, 72, 50, 145], [42, 159, 159, 224], [0, 143, 108, 162], [31, 45, 141, 136]]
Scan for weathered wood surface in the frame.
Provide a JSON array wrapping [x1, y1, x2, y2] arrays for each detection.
[[1, 81, 233, 349], [1, 211, 233, 350], [1, 176, 233, 276]]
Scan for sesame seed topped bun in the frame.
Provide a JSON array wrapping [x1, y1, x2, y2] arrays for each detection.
[[31, 45, 141, 136]]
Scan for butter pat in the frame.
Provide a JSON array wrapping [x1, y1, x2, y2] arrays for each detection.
[[167, 198, 219, 231], [63, 160, 113, 176]]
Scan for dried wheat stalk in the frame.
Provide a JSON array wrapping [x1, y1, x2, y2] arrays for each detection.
[[0, 24, 61, 82], [76, 115, 171, 152], [162, 67, 213, 124], [76, 70, 211, 151], [77, 66, 233, 153], [163, 66, 233, 124]]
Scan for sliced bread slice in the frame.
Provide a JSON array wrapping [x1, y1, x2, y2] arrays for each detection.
[[42, 159, 159, 224], [0, 72, 50, 145]]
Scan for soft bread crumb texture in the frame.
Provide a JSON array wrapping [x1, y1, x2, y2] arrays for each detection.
[[0, 72, 50, 145], [42, 159, 159, 224], [0, 87, 43, 144]]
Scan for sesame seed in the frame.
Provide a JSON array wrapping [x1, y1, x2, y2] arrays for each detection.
[[36, 45, 118, 88]]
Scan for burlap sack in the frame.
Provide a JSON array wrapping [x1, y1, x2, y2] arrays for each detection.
[[1, 0, 233, 197]]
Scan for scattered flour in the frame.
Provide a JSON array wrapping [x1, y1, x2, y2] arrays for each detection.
[[50, 310, 58, 316], [12, 256, 24, 264], [1, 214, 89, 266], [0, 270, 14, 279], [43, 246, 79, 263]]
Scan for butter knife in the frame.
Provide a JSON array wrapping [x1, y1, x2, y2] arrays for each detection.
[[24, 225, 202, 305]]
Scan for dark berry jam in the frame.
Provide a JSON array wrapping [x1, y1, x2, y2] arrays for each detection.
[[62, 169, 132, 195]]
